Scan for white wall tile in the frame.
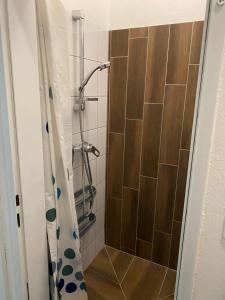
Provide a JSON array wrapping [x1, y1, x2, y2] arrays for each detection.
[[97, 155, 106, 184], [72, 98, 82, 134], [95, 229, 105, 255], [72, 133, 82, 168], [98, 30, 109, 63], [98, 70, 108, 96], [84, 59, 98, 97], [96, 208, 105, 236], [96, 181, 105, 212], [97, 126, 107, 156], [83, 100, 98, 131], [82, 240, 96, 270], [97, 97, 107, 128], [84, 20, 99, 61]]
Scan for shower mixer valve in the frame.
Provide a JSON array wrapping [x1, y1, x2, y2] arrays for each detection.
[[73, 142, 100, 158]]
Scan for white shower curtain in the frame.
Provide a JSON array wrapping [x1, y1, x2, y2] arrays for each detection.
[[36, 0, 87, 299]]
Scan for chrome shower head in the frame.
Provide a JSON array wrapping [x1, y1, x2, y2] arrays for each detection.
[[79, 61, 110, 93]]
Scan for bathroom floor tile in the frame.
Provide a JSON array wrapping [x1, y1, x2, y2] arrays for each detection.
[[85, 268, 125, 300], [88, 248, 117, 283], [106, 246, 133, 283], [158, 269, 176, 299], [121, 257, 166, 300]]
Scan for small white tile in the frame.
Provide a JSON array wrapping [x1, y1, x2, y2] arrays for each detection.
[[84, 59, 98, 97], [82, 241, 96, 270], [96, 181, 105, 212], [97, 97, 107, 128], [82, 223, 96, 248], [97, 155, 106, 184], [95, 229, 105, 255], [96, 208, 105, 235], [98, 69, 108, 96], [83, 100, 98, 131], [72, 133, 82, 168], [97, 127, 107, 156], [84, 20, 99, 61], [98, 30, 109, 63]]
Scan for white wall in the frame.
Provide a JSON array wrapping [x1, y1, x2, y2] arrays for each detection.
[[62, 0, 109, 269], [192, 41, 225, 299], [110, 0, 207, 29]]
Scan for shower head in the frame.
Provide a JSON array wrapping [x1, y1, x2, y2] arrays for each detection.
[[79, 61, 110, 93]]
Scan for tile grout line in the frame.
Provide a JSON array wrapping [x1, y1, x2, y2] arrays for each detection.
[[120, 28, 130, 250], [120, 255, 135, 286], [156, 268, 168, 299], [168, 22, 195, 268], [134, 25, 149, 255], [110, 55, 128, 59], [105, 247, 127, 300], [151, 24, 171, 261]]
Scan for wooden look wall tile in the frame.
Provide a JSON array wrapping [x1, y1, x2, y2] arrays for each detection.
[[174, 150, 190, 222], [106, 198, 122, 249], [126, 38, 148, 119], [169, 221, 182, 270], [159, 269, 177, 299], [155, 164, 177, 234], [108, 133, 124, 199], [152, 231, 171, 266], [124, 120, 142, 189], [181, 65, 199, 150], [137, 176, 156, 242], [129, 27, 148, 38], [141, 104, 163, 178], [121, 187, 139, 252], [110, 29, 129, 57], [190, 21, 204, 64], [109, 58, 128, 133], [136, 239, 152, 261], [166, 23, 193, 84], [145, 25, 169, 103], [160, 85, 186, 165]]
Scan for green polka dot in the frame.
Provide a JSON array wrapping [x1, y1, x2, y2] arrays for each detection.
[[56, 227, 60, 240], [64, 248, 75, 259], [46, 208, 56, 222], [62, 265, 73, 276]]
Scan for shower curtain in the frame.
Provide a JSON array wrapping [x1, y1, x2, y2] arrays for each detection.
[[36, 0, 87, 299]]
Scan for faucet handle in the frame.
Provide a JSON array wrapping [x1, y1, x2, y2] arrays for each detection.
[[90, 145, 100, 157]]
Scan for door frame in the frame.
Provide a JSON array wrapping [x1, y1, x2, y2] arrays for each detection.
[[176, 0, 225, 299]]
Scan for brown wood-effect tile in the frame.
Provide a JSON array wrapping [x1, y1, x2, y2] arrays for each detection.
[[145, 25, 169, 103], [124, 120, 142, 189], [109, 57, 128, 133], [166, 23, 193, 84], [158, 269, 176, 299], [126, 38, 148, 119], [174, 150, 190, 222], [106, 198, 122, 249], [152, 231, 171, 267], [110, 29, 129, 57], [108, 133, 124, 199], [88, 248, 117, 283], [137, 176, 156, 242], [136, 239, 152, 261], [181, 65, 199, 150], [121, 187, 139, 252], [161, 296, 174, 300], [141, 104, 163, 178], [155, 164, 177, 234], [106, 246, 133, 283], [129, 27, 148, 38], [160, 85, 186, 165], [121, 257, 166, 300], [85, 268, 124, 300], [190, 21, 204, 64], [169, 221, 182, 270]]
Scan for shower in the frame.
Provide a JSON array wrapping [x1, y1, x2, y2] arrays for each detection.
[[73, 61, 110, 238]]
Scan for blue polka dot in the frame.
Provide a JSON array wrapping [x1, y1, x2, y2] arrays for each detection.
[[57, 187, 61, 199], [80, 282, 86, 291], [73, 230, 78, 240], [66, 282, 77, 293], [49, 87, 53, 99], [57, 258, 62, 271], [62, 265, 73, 276], [75, 271, 83, 281], [57, 278, 64, 292], [49, 261, 56, 276], [46, 122, 49, 133], [52, 175, 55, 185]]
